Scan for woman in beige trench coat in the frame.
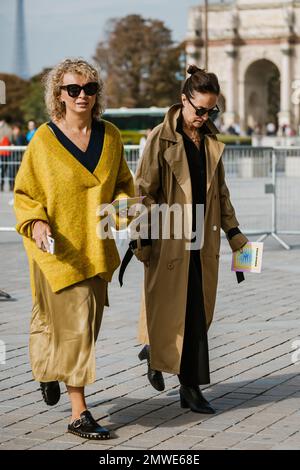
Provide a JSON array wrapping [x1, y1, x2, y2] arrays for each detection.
[[133, 66, 248, 413]]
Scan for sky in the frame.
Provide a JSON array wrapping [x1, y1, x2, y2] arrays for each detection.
[[0, 0, 202, 77]]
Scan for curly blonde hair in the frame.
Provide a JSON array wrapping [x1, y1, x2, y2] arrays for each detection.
[[44, 58, 104, 121]]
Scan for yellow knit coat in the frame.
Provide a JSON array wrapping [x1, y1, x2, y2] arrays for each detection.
[[14, 120, 134, 298]]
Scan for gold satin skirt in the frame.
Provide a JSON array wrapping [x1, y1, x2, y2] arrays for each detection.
[[29, 262, 107, 387]]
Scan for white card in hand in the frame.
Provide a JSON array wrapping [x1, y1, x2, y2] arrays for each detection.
[[47, 235, 55, 254]]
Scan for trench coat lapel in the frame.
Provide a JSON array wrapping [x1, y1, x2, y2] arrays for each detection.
[[163, 142, 192, 204], [160, 104, 225, 203], [205, 135, 225, 193], [43, 123, 105, 186], [160, 105, 192, 204]]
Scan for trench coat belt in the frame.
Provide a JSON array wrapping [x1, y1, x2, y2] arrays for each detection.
[[118, 239, 152, 287], [118, 239, 244, 286]]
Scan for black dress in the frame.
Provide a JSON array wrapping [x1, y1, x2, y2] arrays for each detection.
[[176, 118, 210, 386]]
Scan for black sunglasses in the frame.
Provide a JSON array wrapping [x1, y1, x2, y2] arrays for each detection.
[[187, 96, 220, 121], [60, 82, 98, 98]]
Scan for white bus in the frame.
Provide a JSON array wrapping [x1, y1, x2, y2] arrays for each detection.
[[103, 107, 168, 131]]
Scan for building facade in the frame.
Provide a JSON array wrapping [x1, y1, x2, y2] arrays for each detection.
[[186, 0, 300, 133]]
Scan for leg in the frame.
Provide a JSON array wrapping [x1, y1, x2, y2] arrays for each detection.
[[8, 154, 16, 191], [178, 251, 210, 386], [178, 252, 214, 414], [66, 383, 110, 440], [137, 291, 165, 391], [2, 162, 9, 190], [138, 344, 165, 391], [0, 156, 4, 190], [30, 265, 110, 438], [66, 385, 87, 421]]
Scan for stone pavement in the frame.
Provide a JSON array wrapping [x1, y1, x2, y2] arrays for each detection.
[[0, 226, 300, 450]]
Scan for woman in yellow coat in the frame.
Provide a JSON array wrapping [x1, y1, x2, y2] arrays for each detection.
[[14, 58, 134, 439]]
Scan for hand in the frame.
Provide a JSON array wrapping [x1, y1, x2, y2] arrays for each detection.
[[32, 221, 52, 252], [239, 239, 248, 253], [118, 208, 128, 218], [133, 245, 152, 267]]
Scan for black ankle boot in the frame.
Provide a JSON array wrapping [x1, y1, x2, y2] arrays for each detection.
[[138, 345, 165, 391], [179, 385, 215, 414]]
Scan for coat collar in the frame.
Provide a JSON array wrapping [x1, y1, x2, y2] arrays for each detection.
[[160, 104, 225, 197], [160, 103, 220, 142], [39, 123, 106, 186]]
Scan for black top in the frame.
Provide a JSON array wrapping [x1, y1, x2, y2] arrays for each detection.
[[176, 116, 206, 237], [176, 116, 241, 241], [47, 119, 105, 173]]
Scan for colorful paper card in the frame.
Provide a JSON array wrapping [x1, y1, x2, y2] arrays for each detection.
[[231, 242, 263, 273]]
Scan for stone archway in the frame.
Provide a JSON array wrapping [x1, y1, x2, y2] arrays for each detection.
[[244, 59, 280, 131]]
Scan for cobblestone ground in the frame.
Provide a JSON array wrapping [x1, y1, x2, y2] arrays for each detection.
[[0, 195, 300, 450]]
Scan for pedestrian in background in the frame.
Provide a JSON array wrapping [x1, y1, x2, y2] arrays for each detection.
[[9, 123, 27, 191], [0, 123, 11, 191], [12, 123, 27, 146], [26, 120, 37, 143]]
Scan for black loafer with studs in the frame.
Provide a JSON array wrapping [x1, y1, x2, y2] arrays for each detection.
[[68, 410, 110, 440], [40, 381, 61, 406]]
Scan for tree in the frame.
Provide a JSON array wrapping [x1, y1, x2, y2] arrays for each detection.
[[0, 73, 29, 123], [93, 15, 185, 108], [20, 70, 49, 124]]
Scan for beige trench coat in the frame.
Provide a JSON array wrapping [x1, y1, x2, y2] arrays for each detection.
[[135, 104, 247, 375]]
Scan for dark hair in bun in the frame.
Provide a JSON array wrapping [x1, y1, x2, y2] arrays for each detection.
[[182, 64, 220, 97], [187, 65, 205, 75]]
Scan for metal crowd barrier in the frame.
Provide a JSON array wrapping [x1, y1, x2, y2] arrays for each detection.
[[1, 145, 300, 249], [0, 145, 26, 192], [124, 145, 140, 173], [273, 146, 300, 238], [223, 146, 273, 238]]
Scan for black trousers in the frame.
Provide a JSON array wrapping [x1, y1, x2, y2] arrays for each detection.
[[178, 250, 210, 386]]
